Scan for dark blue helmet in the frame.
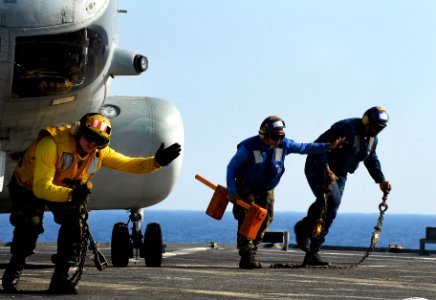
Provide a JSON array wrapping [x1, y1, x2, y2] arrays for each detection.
[[362, 106, 389, 128], [259, 116, 286, 139]]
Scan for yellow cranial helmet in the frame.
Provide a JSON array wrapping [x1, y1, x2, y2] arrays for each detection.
[[79, 113, 112, 148]]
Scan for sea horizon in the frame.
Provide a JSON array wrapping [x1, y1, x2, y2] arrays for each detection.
[[1, 210, 435, 250]]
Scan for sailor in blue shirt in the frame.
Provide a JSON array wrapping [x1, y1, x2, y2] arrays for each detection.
[[227, 116, 344, 269], [294, 106, 392, 266]]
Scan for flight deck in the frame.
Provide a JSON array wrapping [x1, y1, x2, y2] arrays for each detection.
[[0, 242, 435, 299]]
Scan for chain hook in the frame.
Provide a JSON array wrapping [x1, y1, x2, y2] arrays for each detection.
[[379, 193, 389, 213]]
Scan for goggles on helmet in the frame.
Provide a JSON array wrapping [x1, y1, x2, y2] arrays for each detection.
[[259, 116, 286, 139], [268, 132, 285, 141], [82, 128, 109, 148], [80, 113, 112, 148], [362, 106, 389, 128]]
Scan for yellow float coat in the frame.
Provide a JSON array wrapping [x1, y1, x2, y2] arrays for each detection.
[[14, 124, 161, 202]]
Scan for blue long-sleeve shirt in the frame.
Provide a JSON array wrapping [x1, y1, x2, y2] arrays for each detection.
[[306, 118, 385, 183], [226, 135, 330, 196]]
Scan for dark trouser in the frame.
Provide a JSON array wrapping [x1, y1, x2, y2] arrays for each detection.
[[232, 185, 275, 256], [300, 163, 347, 244], [8, 176, 83, 268]]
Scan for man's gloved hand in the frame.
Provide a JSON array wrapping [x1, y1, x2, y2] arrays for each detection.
[[324, 166, 338, 192], [71, 183, 92, 205], [227, 194, 239, 204], [154, 142, 182, 166], [329, 137, 347, 150], [244, 194, 256, 205], [379, 180, 392, 195]]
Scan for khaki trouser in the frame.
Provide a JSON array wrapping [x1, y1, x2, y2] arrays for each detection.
[[232, 185, 275, 256]]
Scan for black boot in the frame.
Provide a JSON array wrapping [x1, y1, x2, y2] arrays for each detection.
[[239, 252, 262, 269], [303, 242, 330, 267], [294, 220, 309, 253], [2, 256, 25, 293], [48, 264, 78, 294], [303, 253, 330, 266]]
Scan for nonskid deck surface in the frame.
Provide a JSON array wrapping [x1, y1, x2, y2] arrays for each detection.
[[0, 243, 435, 299]]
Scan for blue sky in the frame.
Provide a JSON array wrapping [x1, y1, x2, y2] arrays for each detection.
[[109, 0, 436, 214]]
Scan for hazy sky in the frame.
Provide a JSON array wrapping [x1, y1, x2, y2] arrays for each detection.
[[109, 0, 436, 214]]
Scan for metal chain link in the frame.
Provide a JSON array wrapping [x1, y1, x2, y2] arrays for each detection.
[[63, 182, 107, 284], [311, 192, 329, 241], [70, 221, 89, 284], [270, 192, 389, 269], [352, 192, 388, 268]]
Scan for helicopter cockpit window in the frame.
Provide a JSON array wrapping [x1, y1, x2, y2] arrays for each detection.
[[12, 27, 108, 98]]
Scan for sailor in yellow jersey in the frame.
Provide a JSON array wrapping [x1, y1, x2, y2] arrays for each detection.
[[2, 112, 181, 294]]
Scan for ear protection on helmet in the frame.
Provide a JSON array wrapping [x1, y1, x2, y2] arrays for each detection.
[[362, 115, 369, 126], [70, 120, 81, 136]]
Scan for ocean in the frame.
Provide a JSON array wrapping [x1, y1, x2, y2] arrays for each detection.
[[1, 210, 435, 250]]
